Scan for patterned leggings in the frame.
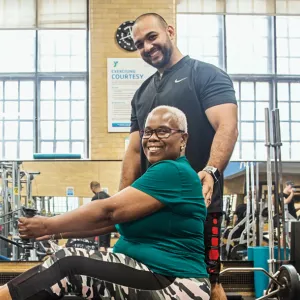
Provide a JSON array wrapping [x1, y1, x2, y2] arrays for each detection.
[[8, 247, 211, 300]]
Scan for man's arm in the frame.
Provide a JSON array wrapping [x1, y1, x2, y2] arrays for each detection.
[[284, 191, 294, 204], [119, 131, 141, 190], [205, 103, 238, 172]]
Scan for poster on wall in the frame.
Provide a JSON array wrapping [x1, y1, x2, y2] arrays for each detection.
[[107, 58, 155, 132]]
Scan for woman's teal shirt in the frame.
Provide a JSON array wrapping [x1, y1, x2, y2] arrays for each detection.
[[114, 156, 208, 278]]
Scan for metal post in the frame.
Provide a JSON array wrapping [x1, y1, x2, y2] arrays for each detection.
[[265, 108, 275, 275], [250, 162, 256, 246], [246, 162, 251, 249]]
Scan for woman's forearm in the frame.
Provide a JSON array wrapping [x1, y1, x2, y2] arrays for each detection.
[[45, 200, 114, 235], [54, 225, 116, 239]]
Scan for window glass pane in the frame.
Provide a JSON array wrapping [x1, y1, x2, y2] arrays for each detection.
[[0, 142, 2, 158], [241, 102, 254, 120], [277, 17, 300, 75], [226, 16, 272, 74], [241, 122, 254, 140], [241, 82, 254, 100], [256, 102, 269, 121], [277, 83, 289, 101], [289, 39, 300, 57], [5, 81, 18, 100], [288, 17, 300, 38], [281, 142, 290, 160], [40, 101, 54, 119], [20, 81, 34, 100], [41, 141, 53, 153], [56, 81, 70, 99], [0, 101, 2, 116], [256, 142, 266, 160], [256, 82, 269, 101], [0, 121, 2, 139], [280, 122, 290, 140], [176, 14, 223, 68], [39, 56, 55, 72], [5, 142, 17, 159], [72, 142, 84, 155], [277, 58, 289, 74], [19, 141, 33, 159], [290, 83, 300, 101], [71, 121, 84, 139], [291, 142, 300, 160], [0, 81, 3, 99], [278, 103, 290, 121], [291, 123, 300, 140], [20, 122, 33, 140], [277, 38, 289, 57], [20, 102, 33, 120], [55, 34, 71, 55], [56, 121, 69, 139], [55, 56, 70, 72], [71, 81, 86, 99], [276, 17, 288, 37], [290, 58, 300, 75], [56, 101, 70, 119], [40, 121, 54, 139], [291, 103, 300, 121], [230, 142, 240, 160], [56, 141, 70, 153], [39, 31, 86, 72], [0, 31, 35, 73], [256, 122, 265, 140], [241, 142, 255, 160], [4, 102, 18, 119], [40, 81, 54, 100], [71, 101, 85, 119], [4, 121, 18, 139], [70, 56, 86, 71]]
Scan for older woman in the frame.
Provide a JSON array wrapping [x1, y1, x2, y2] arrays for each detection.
[[0, 105, 210, 300]]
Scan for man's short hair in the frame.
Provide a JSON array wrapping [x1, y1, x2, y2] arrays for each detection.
[[134, 13, 168, 29], [90, 181, 100, 190], [286, 180, 294, 187]]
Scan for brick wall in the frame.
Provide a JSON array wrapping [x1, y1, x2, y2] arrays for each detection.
[[89, 0, 175, 160]]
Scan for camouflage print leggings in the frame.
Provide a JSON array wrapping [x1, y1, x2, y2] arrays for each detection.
[[8, 247, 211, 300]]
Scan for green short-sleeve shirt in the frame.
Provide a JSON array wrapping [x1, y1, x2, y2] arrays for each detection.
[[114, 156, 208, 278]]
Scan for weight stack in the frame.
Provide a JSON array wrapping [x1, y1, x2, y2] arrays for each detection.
[[290, 221, 300, 274]]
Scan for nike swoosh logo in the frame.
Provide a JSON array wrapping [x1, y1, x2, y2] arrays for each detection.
[[175, 77, 188, 83]]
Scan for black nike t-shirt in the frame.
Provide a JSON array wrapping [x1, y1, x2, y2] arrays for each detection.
[[283, 192, 297, 219], [130, 56, 237, 213]]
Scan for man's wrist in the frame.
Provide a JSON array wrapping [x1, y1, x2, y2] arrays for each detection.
[[203, 166, 221, 183]]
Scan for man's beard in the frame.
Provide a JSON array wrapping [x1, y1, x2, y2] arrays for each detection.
[[143, 44, 172, 69]]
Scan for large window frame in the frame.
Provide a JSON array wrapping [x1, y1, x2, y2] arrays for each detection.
[[177, 14, 300, 161], [0, 1, 89, 160]]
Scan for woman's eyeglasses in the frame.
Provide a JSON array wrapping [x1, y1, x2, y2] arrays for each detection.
[[140, 127, 184, 139]]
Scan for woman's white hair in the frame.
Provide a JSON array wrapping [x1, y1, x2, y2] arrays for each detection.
[[147, 105, 188, 133]]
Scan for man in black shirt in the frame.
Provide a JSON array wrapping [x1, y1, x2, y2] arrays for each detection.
[[233, 196, 247, 226], [283, 181, 297, 219], [119, 13, 238, 299], [90, 181, 111, 251]]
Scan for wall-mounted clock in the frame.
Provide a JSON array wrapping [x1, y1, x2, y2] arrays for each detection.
[[115, 21, 137, 52]]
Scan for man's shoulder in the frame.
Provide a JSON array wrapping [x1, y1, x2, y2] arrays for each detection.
[[187, 58, 226, 77]]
